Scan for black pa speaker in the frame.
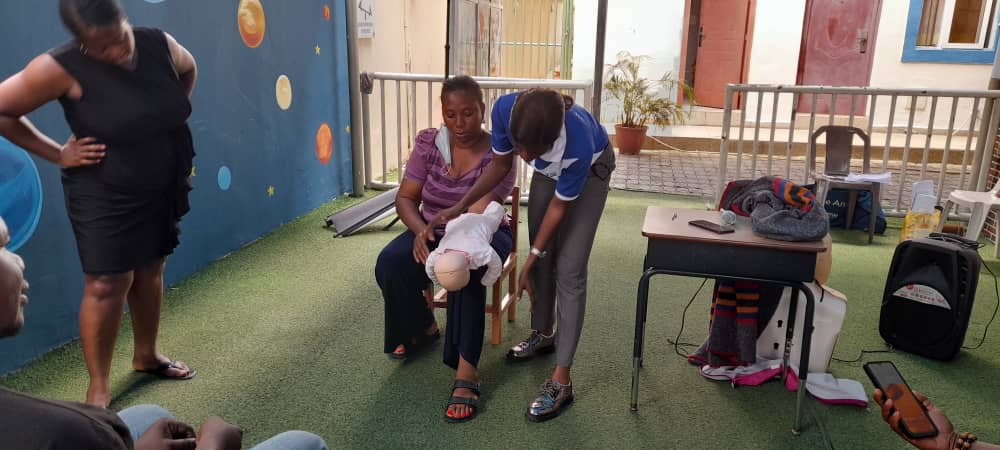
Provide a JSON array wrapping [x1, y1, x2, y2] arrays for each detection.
[[879, 235, 981, 360]]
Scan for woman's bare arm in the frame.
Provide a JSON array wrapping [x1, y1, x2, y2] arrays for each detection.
[[0, 55, 76, 165], [165, 33, 197, 97]]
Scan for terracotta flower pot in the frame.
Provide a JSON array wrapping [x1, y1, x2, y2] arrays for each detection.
[[614, 124, 647, 155]]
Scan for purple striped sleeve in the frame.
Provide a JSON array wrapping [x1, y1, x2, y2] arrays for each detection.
[[493, 161, 517, 201], [403, 129, 438, 184]]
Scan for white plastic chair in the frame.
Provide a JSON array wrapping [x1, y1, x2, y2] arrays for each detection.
[[937, 180, 1000, 257]]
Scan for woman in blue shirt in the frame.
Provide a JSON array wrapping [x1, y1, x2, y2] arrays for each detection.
[[424, 88, 615, 421]]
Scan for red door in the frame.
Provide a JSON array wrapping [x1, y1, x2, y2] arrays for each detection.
[[796, 0, 882, 114], [693, 0, 752, 109]]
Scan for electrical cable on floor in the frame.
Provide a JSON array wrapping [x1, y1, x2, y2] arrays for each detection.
[[831, 346, 895, 364], [825, 283, 897, 363], [655, 234, 994, 446], [668, 274, 974, 366], [926, 234, 999, 350], [666, 278, 838, 449], [809, 401, 836, 450], [832, 236, 998, 361], [667, 278, 709, 358], [668, 278, 835, 449], [962, 253, 999, 350], [821, 288, 896, 363]]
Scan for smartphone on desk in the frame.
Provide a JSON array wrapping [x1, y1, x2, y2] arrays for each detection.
[[863, 361, 938, 439], [688, 219, 735, 234]]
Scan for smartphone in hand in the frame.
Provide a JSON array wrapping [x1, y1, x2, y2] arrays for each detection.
[[688, 219, 735, 234], [863, 361, 938, 439]]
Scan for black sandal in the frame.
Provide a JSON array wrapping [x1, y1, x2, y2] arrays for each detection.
[[388, 330, 441, 360], [135, 360, 196, 380], [444, 379, 481, 423]]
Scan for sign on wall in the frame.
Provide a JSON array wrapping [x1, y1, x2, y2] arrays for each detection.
[[358, 0, 375, 38]]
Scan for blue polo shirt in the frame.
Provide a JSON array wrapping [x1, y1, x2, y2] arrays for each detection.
[[491, 92, 610, 201]]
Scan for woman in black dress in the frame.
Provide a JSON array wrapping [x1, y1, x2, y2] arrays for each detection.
[[0, 0, 198, 406]]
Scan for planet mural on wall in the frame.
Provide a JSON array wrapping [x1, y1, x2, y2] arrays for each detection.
[[0, 138, 43, 252], [316, 123, 333, 165], [275, 74, 292, 110], [217, 166, 232, 191], [237, 0, 266, 48]]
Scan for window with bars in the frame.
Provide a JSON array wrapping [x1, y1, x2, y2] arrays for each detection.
[[917, 0, 999, 48]]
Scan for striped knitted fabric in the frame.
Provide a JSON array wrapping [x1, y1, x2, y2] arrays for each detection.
[[720, 176, 816, 216], [689, 280, 761, 367], [771, 177, 815, 212], [687, 176, 811, 368]]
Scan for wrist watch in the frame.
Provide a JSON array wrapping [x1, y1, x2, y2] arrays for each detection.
[[530, 247, 547, 259]]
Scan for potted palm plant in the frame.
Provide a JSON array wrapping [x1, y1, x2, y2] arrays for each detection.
[[604, 51, 694, 155]]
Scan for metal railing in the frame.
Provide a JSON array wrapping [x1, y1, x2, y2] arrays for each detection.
[[717, 84, 1000, 216], [359, 71, 593, 196]]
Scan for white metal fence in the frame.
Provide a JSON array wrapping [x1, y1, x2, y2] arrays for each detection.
[[717, 84, 1000, 216], [359, 71, 593, 197]]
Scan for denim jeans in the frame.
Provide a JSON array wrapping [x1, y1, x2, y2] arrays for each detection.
[[118, 404, 328, 450]]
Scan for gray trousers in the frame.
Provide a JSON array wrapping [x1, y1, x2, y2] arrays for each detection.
[[528, 148, 615, 367]]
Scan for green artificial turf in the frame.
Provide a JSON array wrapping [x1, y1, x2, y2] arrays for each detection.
[[3, 190, 998, 449]]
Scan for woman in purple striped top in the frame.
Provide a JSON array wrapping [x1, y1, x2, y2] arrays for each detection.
[[375, 76, 516, 423]]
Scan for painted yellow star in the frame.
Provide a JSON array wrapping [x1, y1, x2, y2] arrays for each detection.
[[267, 185, 275, 197], [345, 125, 351, 134], [315, 45, 321, 55], [190, 166, 196, 177]]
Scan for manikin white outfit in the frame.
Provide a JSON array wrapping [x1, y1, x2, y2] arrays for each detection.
[[426, 201, 506, 287]]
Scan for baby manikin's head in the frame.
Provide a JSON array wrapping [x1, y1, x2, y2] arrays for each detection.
[[434, 251, 471, 291]]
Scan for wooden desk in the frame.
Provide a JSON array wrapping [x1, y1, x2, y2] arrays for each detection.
[[631, 208, 827, 433]]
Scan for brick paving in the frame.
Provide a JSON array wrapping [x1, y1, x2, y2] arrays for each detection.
[[610, 149, 968, 212]]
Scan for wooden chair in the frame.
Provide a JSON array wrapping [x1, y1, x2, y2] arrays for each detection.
[[423, 186, 520, 345]]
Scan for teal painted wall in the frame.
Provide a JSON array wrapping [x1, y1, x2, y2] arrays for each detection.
[[0, 0, 353, 373]]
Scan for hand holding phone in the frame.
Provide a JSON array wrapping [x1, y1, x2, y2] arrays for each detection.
[[688, 219, 735, 234], [864, 361, 939, 439]]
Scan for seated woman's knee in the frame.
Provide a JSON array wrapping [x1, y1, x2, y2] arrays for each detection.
[[491, 238, 513, 260], [375, 241, 411, 282]]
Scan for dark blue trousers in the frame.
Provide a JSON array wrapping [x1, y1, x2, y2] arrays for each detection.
[[376, 227, 512, 369]]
